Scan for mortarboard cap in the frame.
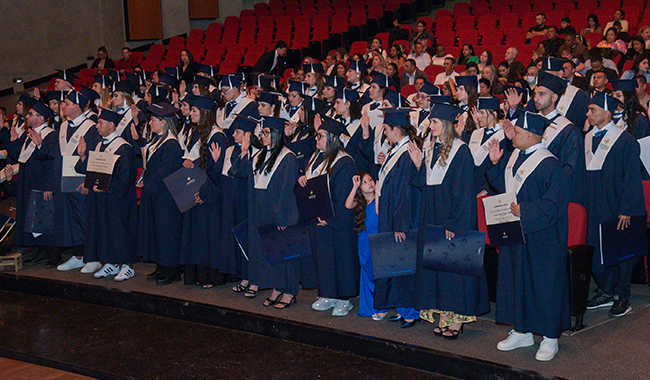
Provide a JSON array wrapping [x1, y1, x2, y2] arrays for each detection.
[[79, 85, 100, 103], [384, 89, 409, 108], [98, 107, 124, 126], [348, 60, 367, 73], [371, 72, 397, 89], [302, 95, 326, 113], [611, 79, 637, 93], [288, 80, 307, 94], [537, 71, 568, 95], [260, 116, 286, 131], [319, 116, 348, 137], [251, 73, 273, 89], [430, 95, 452, 104], [56, 70, 76, 83], [221, 74, 242, 89], [124, 72, 141, 86], [147, 102, 179, 118], [455, 75, 478, 90], [18, 94, 38, 106], [46, 90, 65, 103], [541, 57, 567, 72], [515, 111, 552, 136], [258, 91, 280, 106], [429, 103, 464, 123], [302, 63, 325, 75], [381, 107, 412, 127], [65, 90, 90, 109], [158, 73, 179, 88], [336, 88, 359, 103], [324, 75, 345, 90], [188, 95, 217, 111], [93, 74, 114, 89], [192, 75, 216, 88], [231, 114, 257, 134], [105, 69, 120, 82], [419, 82, 441, 96], [166, 67, 181, 80], [477, 97, 501, 110], [113, 79, 135, 94], [198, 64, 218, 78], [31, 102, 54, 120], [589, 91, 621, 113], [236, 101, 260, 119], [148, 85, 169, 99]]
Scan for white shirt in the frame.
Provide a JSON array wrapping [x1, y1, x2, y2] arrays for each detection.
[[431, 54, 454, 66], [407, 52, 432, 71], [434, 71, 459, 85]]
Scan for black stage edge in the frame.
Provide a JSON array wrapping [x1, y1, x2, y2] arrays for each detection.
[[0, 273, 565, 380], [21, 63, 89, 90]]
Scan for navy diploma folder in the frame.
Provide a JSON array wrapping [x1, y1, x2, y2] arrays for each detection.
[[257, 223, 312, 265], [599, 215, 648, 267], [163, 167, 208, 213], [294, 174, 334, 222], [421, 225, 487, 277], [369, 229, 418, 280]]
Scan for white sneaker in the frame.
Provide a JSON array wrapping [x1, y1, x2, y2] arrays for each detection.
[[332, 300, 353, 316], [497, 330, 535, 351], [80, 261, 102, 274], [535, 337, 559, 361], [57, 256, 85, 271], [114, 264, 135, 282], [311, 297, 338, 311], [93, 263, 120, 278]]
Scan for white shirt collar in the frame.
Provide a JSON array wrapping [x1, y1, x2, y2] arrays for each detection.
[[71, 113, 86, 125], [102, 130, 120, 143], [593, 121, 615, 134], [524, 142, 544, 155]]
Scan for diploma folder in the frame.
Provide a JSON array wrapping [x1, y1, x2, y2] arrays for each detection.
[[257, 223, 312, 265], [482, 193, 525, 246], [294, 174, 334, 222], [421, 225, 486, 277], [24, 190, 54, 235], [163, 167, 208, 213], [599, 215, 648, 267], [61, 156, 85, 193], [369, 229, 418, 280], [84, 151, 119, 192]]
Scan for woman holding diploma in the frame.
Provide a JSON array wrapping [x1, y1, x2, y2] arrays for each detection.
[[246, 116, 301, 309], [299, 116, 358, 317], [139, 103, 184, 285], [408, 103, 490, 340], [178, 96, 228, 288], [372, 108, 420, 328], [75, 108, 138, 282], [486, 111, 570, 361]]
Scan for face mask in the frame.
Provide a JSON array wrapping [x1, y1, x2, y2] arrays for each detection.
[[526, 76, 537, 85]]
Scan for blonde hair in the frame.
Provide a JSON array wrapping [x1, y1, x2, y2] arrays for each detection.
[[436, 118, 460, 168]]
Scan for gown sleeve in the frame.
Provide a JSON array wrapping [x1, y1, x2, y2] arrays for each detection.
[[519, 158, 569, 235]]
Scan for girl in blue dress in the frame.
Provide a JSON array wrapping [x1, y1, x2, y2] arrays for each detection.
[[345, 172, 390, 319]]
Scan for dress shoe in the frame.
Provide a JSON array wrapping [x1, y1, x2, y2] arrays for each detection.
[[58, 256, 85, 271], [156, 275, 181, 286], [332, 300, 353, 316], [147, 270, 163, 281], [80, 261, 102, 274], [311, 297, 337, 311], [497, 330, 534, 351], [535, 337, 559, 361], [94, 263, 120, 278], [400, 319, 419, 328], [372, 313, 388, 321], [114, 264, 135, 282], [388, 315, 404, 322]]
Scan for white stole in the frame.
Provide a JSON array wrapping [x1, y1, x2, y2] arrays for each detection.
[[95, 136, 129, 154], [305, 150, 350, 179], [145, 134, 177, 164], [505, 147, 554, 195], [585, 123, 625, 171], [254, 147, 294, 189], [115, 108, 133, 136], [541, 113, 570, 147], [469, 126, 504, 166], [59, 118, 95, 156], [217, 96, 253, 129], [426, 138, 465, 185], [376, 140, 409, 197], [556, 84, 579, 117], [18, 125, 55, 164], [373, 124, 391, 164]]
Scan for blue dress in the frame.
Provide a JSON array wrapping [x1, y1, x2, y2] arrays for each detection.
[[357, 200, 389, 317]]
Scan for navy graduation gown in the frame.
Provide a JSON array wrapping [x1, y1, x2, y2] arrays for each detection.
[[247, 150, 302, 295], [138, 138, 184, 267], [472, 129, 513, 197], [412, 143, 490, 316], [343, 120, 375, 175], [308, 154, 360, 298], [179, 131, 228, 269], [285, 126, 315, 173], [76, 141, 138, 264], [219, 145, 252, 278], [544, 114, 586, 206], [374, 148, 418, 309], [12, 129, 58, 247], [487, 152, 571, 338]]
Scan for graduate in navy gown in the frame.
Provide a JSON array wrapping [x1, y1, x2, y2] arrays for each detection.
[[583, 92, 646, 318], [74, 108, 138, 282], [2, 102, 57, 264], [345, 172, 389, 318], [333, 89, 374, 174], [299, 116, 359, 316], [178, 96, 228, 288], [486, 111, 570, 362], [138, 103, 184, 285], [220, 114, 259, 293], [468, 97, 512, 197], [409, 103, 490, 339], [610, 79, 650, 179], [372, 108, 420, 328], [246, 116, 301, 309], [285, 95, 317, 172], [533, 71, 586, 206], [453, 75, 479, 143]]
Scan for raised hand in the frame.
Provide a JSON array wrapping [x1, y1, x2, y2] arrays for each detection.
[[314, 114, 322, 130], [488, 138, 504, 165], [502, 118, 516, 140], [470, 106, 479, 126], [407, 140, 422, 168], [209, 142, 221, 162], [352, 174, 361, 188], [504, 88, 523, 111], [77, 136, 87, 157], [130, 123, 139, 140], [27, 128, 42, 147]]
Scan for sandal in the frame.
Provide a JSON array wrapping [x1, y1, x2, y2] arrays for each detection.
[[275, 295, 297, 309], [232, 282, 249, 293], [443, 324, 464, 340], [263, 292, 283, 307], [244, 288, 258, 298], [433, 327, 448, 337], [202, 284, 214, 289]]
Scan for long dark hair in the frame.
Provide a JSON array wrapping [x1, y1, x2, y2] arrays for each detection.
[[306, 130, 345, 175], [460, 84, 478, 133], [621, 90, 647, 137], [390, 123, 421, 148], [255, 127, 286, 174], [192, 107, 215, 170], [353, 171, 372, 232]]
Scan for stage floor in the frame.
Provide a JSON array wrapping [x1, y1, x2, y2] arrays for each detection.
[[3, 261, 650, 380]]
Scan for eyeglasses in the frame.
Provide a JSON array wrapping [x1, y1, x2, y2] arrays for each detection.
[[260, 130, 271, 137], [315, 133, 328, 140]]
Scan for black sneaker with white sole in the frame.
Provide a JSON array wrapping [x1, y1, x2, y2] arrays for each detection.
[[610, 299, 632, 317], [586, 292, 614, 310]]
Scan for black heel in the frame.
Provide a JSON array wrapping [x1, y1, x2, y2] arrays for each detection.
[[443, 324, 464, 340], [263, 292, 283, 307], [275, 295, 297, 309], [433, 327, 447, 337]]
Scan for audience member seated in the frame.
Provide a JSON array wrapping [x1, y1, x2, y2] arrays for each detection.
[[635, 75, 650, 110], [589, 71, 611, 94], [90, 46, 114, 71], [478, 78, 492, 97], [387, 45, 407, 68], [497, 61, 520, 84], [596, 28, 627, 54], [364, 38, 387, 60], [541, 27, 564, 57], [388, 18, 410, 46], [621, 54, 650, 82], [456, 44, 479, 66], [115, 47, 139, 73], [478, 50, 493, 72], [409, 20, 433, 49], [526, 13, 549, 40], [612, 21, 632, 43], [584, 49, 619, 78], [562, 60, 589, 91], [558, 17, 577, 36], [400, 58, 428, 86], [562, 32, 589, 63], [505, 47, 526, 77], [603, 9, 629, 36], [580, 13, 603, 37], [639, 26, 650, 50], [408, 42, 432, 71], [431, 44, 454, 66], [434, 57, 459, 85]]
